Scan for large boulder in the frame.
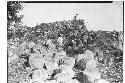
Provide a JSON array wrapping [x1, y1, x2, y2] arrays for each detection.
[[55, 50, 66, 59], [44, 52, 54, 59], [84, 50, 95, 60], [77, 53, 86, 61], [8, 54, 18, 63], [45, 58, 58, 71], [40, 46, 48, 55], [33, 44, 43, 54], [27, 42, 35, 48], [77, 50, 94, 62], [29, 54, 45, 69], [32, 69, 48, 83], [54, 65, 75, 83], [83, 69, 101, 83], [82, 51, 101, 83], [62, 56, 75, 68], [86, 59, 97, 71]]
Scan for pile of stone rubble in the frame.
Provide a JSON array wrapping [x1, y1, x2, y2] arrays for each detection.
[[8, 40, 110, 83]]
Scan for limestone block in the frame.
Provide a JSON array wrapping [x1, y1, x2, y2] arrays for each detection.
[[45, 58, 58, 71], [32, 69, 48, 82]]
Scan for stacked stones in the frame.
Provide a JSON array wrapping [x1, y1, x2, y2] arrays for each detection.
[[27, 40, 77, 83], [8, 39, 110, 83]]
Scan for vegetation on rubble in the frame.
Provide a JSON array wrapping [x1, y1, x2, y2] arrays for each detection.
[[8, 58, 28, 83], [7, 19, 123, 83], [7, 2, 123, 83]]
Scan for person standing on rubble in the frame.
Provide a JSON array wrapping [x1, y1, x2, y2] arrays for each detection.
[[82, 33, 88, 48], [57, 34, 64, 47]]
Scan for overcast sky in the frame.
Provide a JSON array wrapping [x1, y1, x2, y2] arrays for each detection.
[[19, 1, 123, 31]]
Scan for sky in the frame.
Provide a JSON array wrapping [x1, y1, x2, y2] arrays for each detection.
[[19, 1, 123, 31]]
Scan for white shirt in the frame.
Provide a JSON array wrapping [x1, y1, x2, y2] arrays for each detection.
[[57, 37, 63, 45]]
